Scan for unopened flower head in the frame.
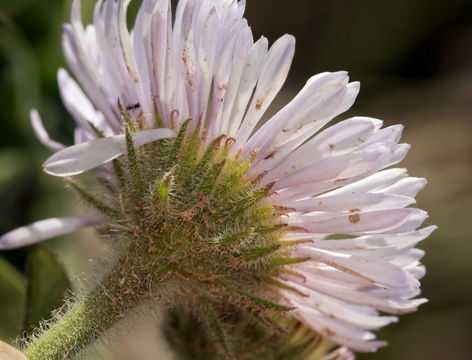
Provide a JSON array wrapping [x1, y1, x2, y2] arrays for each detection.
[[1, 0, 435, 358]]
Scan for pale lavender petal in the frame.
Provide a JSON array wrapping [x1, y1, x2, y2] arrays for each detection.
[[286, 208, 413, 235], [281, 281, 398, 329], [270, 145, 394, 190], [251, 116, 381, 179], [233, 34, 295, 148], [30, 109, 66, 152], [328, 168, 409, 196], [244, 72, 356, 166], [376, 177, 427, 197], [381, 208, 429, 233], [226, 36, 268, 137], [296, 226, 437, 251], [284, 193, 415, 213], [290, 303, 387, 352], [291, 245, 419, 290], [57, 68, 112, 139], [0, 215, 105, 249], [218, 26, 254, 135], [282, 264, 427, 313], [43, 128, 176, 177]]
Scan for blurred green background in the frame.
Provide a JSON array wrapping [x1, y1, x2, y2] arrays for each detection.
[[0, 0, 471, 359]]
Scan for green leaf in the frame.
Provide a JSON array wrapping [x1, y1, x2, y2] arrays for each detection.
[[23, 244, 71, 334], [0, 257, 26, 341]]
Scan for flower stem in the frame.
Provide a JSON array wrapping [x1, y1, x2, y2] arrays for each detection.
[[23, 238, 169, 360]]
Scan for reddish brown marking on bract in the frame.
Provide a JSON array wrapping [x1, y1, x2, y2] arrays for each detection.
[[349, 214, 361, 224]]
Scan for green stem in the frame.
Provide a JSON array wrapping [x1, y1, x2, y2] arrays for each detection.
[[23, 239, 169, 360]]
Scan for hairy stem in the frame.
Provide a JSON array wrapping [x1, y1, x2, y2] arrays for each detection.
[[23, 238, 169, 360]]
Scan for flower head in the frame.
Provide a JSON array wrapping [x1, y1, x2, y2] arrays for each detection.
[[1, 0, 435, 357]]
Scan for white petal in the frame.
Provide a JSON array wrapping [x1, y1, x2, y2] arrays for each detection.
[[300, 226, 437, 251], [328, 168, 409, 196], [293, 245, 418, 290], [227, 36, 268, 136], [291, 304, 387, 352], [286, 208, 413, 235], [252, 116, 381, 179], [57, 68, 111, 138], [30, 109, 66, 152], [381, 208, 429, 233], [0, 216, 104, 249], [245, 72, 354, 165], [219, 26, 254, 135], [285, 192, 415, 213], [281, 281, 398, 330], [284, 264, 426, 313], [233, 34, 295, 147], [270, 145, 393, 190], [43, 128, 176, 177], [376, 177, 427, 197], [63, 2, 121, 131]]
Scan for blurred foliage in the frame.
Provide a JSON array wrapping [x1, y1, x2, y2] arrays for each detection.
[[23, 244, 71, 335], [0, 257, 26, 341], [0, 0, 471, 359]]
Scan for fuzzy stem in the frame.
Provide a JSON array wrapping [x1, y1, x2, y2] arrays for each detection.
[[23, 238, 170, 360]]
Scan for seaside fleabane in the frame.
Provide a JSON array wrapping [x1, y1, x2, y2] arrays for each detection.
[[1, 0, 435, 358]]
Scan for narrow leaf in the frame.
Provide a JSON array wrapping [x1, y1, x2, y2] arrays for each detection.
[[66, 179, 120, 217], [237, 244, 281, 261], [192, 135, 225, 180], [219, 281, 293, 312], [167, 119, 191, 167], [125, 127, 144, 195]]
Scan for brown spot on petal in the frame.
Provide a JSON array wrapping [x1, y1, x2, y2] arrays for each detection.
[[255, 98, 264, 110], [323, 327, 336, 337], [283, 128, 290, 132], [264, 151, 276, 160], [349, 208, 360, 213], [349, 214, 361, 224], [329, 143, 335, 150]]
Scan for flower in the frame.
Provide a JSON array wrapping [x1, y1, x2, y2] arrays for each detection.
[[1, 0, 435, 356]]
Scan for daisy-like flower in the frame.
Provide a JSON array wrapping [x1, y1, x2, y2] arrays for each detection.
[[1, 0, 435, 358]]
